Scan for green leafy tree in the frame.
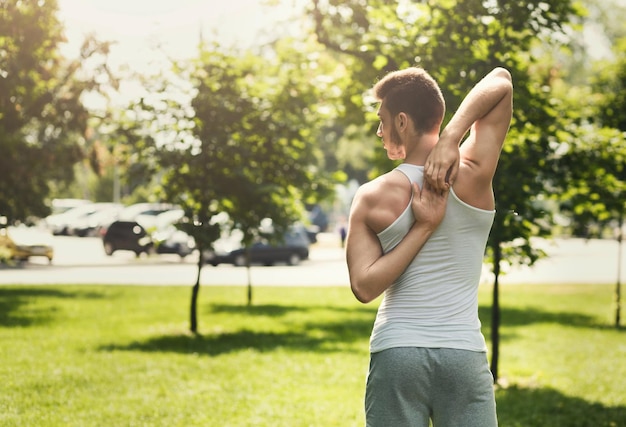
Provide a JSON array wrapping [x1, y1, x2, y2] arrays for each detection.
[[554, 37, 626, 329], [153, 39, 334, 331], [306, 0, 584, 381], [0, 0, 114, 221], [555, 124, 625, 327]]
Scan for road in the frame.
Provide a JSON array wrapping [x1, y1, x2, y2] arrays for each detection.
[[0, 234, 624, 287], [0, 234, 350, 287]]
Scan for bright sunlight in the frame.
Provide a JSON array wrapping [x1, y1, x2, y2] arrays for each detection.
[[57, 0, 304, 68]]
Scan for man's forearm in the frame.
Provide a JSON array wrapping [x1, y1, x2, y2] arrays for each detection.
[[441, 67, 512, 145], [349, 222, 436, 303]]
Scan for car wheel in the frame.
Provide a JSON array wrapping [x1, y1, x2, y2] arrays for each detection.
[[234, 254, 247, 267], [287, 253, 301, 266], [103, 242, 114, 256]]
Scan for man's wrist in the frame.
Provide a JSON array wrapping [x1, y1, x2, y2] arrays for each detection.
[[439, 122, 467, 147], [409, 221, 437, 237]]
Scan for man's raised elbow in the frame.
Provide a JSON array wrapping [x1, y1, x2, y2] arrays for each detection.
[[492, 67, 512, 82], [493, 68, 513, 94]]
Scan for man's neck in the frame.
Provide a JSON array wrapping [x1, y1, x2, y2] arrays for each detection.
[[403, 132, 439, 166]]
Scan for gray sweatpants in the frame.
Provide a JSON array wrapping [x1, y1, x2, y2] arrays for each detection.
[[365, 347, 497, 427]]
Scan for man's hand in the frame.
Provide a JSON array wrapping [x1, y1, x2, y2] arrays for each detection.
[[424, 136, 460, 193], [411, 180, 449, 232]]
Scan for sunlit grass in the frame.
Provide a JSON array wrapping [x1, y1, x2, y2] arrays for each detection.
[[0, 283, 624, 426]]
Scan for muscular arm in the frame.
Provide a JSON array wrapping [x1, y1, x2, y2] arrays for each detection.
[[346, 181, 448, 304], [425, 67, 513, 192]]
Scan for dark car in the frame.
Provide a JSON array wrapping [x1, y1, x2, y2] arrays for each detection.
[[204, 224, 310, 267], [102, 220, 153, 257], [102, 210, 195, 258]]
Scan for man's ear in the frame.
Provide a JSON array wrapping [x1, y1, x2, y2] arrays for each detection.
[[396, 112, 408, 132]]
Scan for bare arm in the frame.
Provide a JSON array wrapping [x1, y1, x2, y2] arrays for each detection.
[[346, 181, 448, 303], [425, 67, 513, 192]]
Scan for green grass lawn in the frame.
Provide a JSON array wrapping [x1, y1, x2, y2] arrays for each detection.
[[0, 283, 624, 427]]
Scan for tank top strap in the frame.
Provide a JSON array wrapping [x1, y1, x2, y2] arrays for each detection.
[[395, 163, 425, 185]]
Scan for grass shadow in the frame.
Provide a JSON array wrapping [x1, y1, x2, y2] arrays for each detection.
[[106, 300, 615, 357], [479, 305, 606, 331], [207, 303, 305, 317], [0, 287, 107, 327], [100, 329, 330, 356], [207, 302, 376, 317], [497, 384, 626, 426], [101, 302, 377, 356]]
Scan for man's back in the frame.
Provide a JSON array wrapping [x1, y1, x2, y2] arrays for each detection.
[[371, 163, 494, 353]]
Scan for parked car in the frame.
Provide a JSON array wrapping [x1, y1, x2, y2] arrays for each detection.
[[97, 203, 177, 239], [149, 209, 196, 258], [116, 203, 178, 222], [66, 203, 124, 237], [50, 198, 92, 215], [44, 202, 117, 236], [102, 209, 195, 258], [204, 224, 310, 266], [102, 220, 154, 257], [0, 225, 54, 263]]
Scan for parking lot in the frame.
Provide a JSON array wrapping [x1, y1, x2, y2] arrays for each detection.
[[0, 234, 624, 287], [0, 233, 349, 287]]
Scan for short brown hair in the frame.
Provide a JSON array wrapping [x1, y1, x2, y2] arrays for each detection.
[[373, 67, 445, 134]]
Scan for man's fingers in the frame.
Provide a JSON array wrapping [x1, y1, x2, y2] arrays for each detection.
[[446, 164, 459, 187], [420, 179, 448, 199], [428, 166, 445, 192]]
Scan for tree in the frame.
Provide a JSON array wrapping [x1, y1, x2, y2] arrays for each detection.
[[554, 37, 626, 329], [555, 124, 625, 327], [0, 0, 114, 222], [151, 39, 335, 331], [305, 0, 584, 382]]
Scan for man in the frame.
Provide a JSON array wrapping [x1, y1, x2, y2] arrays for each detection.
[[346, 66, 513, 427]]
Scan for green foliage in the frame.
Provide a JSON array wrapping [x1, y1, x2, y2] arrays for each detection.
[[0, 1, 114, 221], [555, 124, 625, 238], [155, 40, 336, 249], [309, 0, 583, 175], [554, 35, 626, 240], [592, 37, 626, 132]]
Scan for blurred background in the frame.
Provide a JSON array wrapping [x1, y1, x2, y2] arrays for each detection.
[[1, 0, 625, 292]]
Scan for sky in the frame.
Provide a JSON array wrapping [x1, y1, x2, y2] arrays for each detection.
[[55, 0, 617, 104], [57, 0, 303, 70], [56, 0, 305, 107], [57, 0, 620, 71]]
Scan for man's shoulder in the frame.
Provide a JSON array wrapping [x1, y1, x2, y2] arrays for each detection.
[[356, 170, 411, 207], [352, 170, 413, 233]]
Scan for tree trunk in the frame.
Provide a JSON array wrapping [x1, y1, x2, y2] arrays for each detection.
[[615, 215, 623, 329], [490, 241, 502, 384], [190, 253, 204, 334], [246, 247, 253, 306]]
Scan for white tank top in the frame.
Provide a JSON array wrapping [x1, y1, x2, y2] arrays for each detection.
[[370, 163, 495, 353]]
